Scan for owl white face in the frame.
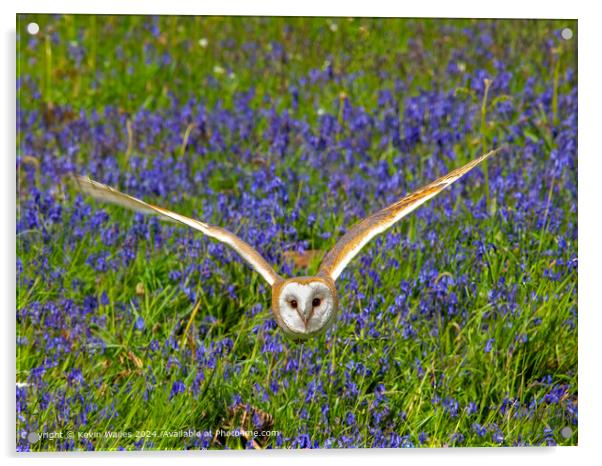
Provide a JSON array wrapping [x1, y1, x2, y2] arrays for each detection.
[[274, 279, 337, 338]]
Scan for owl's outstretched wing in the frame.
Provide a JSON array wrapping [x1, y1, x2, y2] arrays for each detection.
[[72, 176, 282, 286], [318, 148, 501, 281]]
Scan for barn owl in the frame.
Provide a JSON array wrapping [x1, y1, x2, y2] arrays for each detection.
[[73, 148, 499, 340]]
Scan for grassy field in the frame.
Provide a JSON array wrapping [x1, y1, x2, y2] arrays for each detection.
[[16, 15, 577, 450]]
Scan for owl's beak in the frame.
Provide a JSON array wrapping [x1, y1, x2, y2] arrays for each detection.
[[294, 305, 312, 328], [300, 305, 314, 328]]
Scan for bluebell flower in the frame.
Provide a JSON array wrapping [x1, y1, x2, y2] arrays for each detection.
[[169, 380, 186, 399], [135, 316, 145, 331], [484, 338, 495, 353]]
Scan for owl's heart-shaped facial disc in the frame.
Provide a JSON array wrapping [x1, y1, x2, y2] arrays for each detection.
[[271, 276, 338, 339]]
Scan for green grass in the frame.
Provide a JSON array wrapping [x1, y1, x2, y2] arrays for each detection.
[[17, 211, 577, 448]]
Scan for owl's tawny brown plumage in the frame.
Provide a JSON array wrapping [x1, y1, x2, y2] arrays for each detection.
[[73, 148, 500, 339]]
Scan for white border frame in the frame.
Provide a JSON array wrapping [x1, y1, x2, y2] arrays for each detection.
[[3, 2, 599, 465]]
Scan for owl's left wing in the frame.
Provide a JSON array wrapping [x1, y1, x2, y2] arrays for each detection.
[[318, 148, 501, 281], [72, 176, 282, 286]]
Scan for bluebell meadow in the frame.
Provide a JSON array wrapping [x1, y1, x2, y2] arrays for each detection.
[[17, 16, 577, 450]]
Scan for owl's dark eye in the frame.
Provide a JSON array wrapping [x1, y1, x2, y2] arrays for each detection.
[[290, 299, 298, 309], [312, 298, 321, 307]]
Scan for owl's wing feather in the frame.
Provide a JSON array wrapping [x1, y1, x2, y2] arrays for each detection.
[[72, 176, 281, 286], [318, 149, 501, 281]]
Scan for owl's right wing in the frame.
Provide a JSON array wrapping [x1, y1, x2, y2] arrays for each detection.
[[72, 176, 282, 286], [318, 148, 501, 281]]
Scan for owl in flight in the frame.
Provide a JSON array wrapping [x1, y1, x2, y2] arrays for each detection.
[[74, 148, 499, 340]]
